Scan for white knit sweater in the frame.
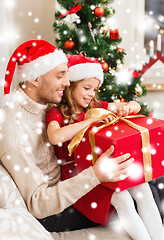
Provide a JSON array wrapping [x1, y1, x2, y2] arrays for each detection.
[[0, 87, 100, 219]]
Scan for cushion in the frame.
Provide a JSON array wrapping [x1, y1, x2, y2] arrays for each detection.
[[0, 165, 132, 240], [0, 165, 53, 240]]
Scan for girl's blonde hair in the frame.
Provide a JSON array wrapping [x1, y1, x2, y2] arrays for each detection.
[[59, 79, 100, 124]]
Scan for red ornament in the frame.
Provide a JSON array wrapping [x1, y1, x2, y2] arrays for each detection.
[[110, 29, 119, 40], [128, 69, 140, 79], [64, 40, 75, 50], [117, 47, 124, 53], [120, 97, 126, 103], [94, 7, 104, 18], [132, 71, 140, 78], [101, 61, 109, 72]]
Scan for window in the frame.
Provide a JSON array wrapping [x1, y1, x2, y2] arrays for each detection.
[[144, 0, 164, 54]]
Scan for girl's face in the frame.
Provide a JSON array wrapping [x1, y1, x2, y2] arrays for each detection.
[[71, 78, 100, 113]]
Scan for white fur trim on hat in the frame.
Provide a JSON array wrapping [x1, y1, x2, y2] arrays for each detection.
[[17, 49, 68, 82], [68, 62, 104, 86]]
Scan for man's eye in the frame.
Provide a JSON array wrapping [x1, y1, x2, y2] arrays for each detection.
[[57, 75, 63, 79], [84, 87, 89, 90]]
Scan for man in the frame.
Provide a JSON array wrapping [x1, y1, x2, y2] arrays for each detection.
[[0, 40, 134, 232]]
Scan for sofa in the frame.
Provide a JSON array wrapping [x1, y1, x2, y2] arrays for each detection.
[[0, 164, 132, 240]]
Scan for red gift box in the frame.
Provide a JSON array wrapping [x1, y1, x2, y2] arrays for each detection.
[[74, 116, 164, 191]]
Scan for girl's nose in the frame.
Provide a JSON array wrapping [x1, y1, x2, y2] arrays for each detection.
[[89, 90, 95, 97]]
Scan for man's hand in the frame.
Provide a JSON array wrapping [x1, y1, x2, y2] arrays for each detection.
[[92, 145, 134, 182]]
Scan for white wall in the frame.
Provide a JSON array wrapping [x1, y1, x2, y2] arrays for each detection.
[[112, 0, 164, 120], [0, 0, 56, 99], [140, 91, 164, 120], [111, 0, 145, 69]]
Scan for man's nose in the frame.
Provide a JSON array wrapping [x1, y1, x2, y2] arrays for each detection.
[[63, 74, 70, 87]]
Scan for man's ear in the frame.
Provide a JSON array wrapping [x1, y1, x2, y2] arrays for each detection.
[[31, 77, 40, 87]]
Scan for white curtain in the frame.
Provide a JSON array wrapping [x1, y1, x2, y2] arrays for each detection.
[[0, 0, 17, 99]]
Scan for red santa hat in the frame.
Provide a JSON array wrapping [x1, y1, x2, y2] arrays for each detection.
[[4, 40, 68, 94], [67, 54, 104, 86]]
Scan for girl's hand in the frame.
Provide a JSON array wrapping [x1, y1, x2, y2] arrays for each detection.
[[97, 115, 115, 124], [118, 101, 141, 116], [102, 116, 114, 123], [90, 116, 114, 125]]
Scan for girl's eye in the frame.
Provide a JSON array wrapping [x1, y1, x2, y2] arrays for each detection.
[[84, 87, 89, 90]]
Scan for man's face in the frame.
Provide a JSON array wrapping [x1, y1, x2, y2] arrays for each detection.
[[37, 63, 70, 104]]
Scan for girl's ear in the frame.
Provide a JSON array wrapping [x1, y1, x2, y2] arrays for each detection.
[[31, 77, 40, 87]]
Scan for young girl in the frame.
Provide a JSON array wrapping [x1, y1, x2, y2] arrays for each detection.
[[46, 54, 163, 240]]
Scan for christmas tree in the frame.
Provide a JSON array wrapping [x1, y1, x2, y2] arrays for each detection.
[[53, 0, 150, 116]]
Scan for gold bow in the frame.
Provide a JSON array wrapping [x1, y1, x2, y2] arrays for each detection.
[[68, 108, 152, 182]]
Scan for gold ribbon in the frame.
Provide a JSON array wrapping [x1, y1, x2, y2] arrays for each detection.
[[68, 108, 152, 182]]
